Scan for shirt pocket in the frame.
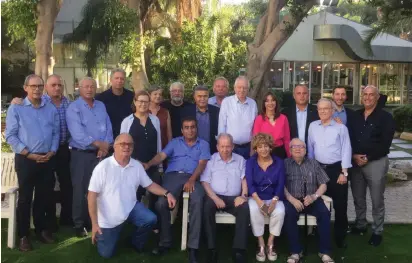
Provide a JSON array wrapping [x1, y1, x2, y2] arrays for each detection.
[[210, 169, 228, 194]]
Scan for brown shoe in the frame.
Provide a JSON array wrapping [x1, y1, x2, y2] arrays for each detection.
[[37, 230, 55, 244], [19, 236, 33, 252]]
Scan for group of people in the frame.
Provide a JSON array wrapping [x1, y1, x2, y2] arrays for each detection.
[[5, 68, 395, 263]]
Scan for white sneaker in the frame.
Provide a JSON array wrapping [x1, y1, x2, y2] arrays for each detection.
[[267, 245, 278, 261], [256, 246, 266, 262]]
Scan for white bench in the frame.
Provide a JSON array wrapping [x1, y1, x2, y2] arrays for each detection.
[[1, 153, 18, 249], [180, 192, 332, 250]]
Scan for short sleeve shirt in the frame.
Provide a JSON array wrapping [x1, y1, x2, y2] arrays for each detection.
[[88, 156, 153, 228]]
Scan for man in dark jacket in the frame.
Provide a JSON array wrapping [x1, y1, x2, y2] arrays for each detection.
[[182, 85, 219, 154]]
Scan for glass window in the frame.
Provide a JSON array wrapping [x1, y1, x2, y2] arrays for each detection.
[[379, 63, 401, 104], [294, 62, 310, 87], [268, 62, 284, 91], [322, 62, 340, 99], [339, 63, 356, 105], [361, 64, 378, 87], [311, 62, 322, 103], [403, 64, 412, 104]]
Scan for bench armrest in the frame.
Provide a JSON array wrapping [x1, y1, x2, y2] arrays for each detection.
[[321, 195, 332, 202], [183, 192, 190, 199]]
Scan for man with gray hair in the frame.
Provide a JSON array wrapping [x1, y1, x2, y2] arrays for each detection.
[[161, 82, 193, 138], [209, 77, 229, 107], [218, 76, 257, 159], [66, 77, 114, 237], [6, 74, 60, 251], [201, 133, 249, 263], [348, 85, 395, 247], [96, 68, 134, 139], [307, 98, 352, 248], [182, 85, 220, 153]]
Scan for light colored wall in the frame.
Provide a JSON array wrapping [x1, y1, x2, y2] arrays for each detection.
[[54, 67, 75, 96]]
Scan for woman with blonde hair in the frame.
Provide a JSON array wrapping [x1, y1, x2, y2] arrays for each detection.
[[246, 133, 286, 262]]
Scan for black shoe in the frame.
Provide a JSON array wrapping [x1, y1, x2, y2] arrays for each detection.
[[152, 246, 169, 256], [75, 227, 88, 238], [369, 234, 382, 247], [232, 249, 246, 263], [188, 248, 199, 263], [208, 249, 218, 263], [350, 226, 367, 236], [336, 240, 347, 248]]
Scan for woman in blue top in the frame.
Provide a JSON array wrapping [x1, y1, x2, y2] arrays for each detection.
[[246, 133, 286, 262]]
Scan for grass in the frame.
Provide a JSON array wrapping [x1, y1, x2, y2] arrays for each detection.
[[2, 219, 412, 263]]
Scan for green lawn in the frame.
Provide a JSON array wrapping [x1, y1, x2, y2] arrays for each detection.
[[2, 219, 412, 263]]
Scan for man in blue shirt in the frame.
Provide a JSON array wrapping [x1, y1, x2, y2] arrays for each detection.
[[66, 77, 113, 237], [144, 116, 211, 263], [331, 86, 355, 127], [5, 74, 60, 251]]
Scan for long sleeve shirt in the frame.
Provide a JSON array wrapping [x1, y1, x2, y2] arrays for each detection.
[[245, 154, 285, 200], [307, 120, 352, 169], [66, 97, 113, 150], [349, 107, 395, 162], [43, 94, 71, 144], [5, 97, 60, 153], [218, 95, 258, 144], [252, 114, 291, 157]]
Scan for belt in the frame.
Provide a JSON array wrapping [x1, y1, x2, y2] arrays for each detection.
[[234, 142, 250, 148], [319, 161, 341, 169], [71, 147, 98, 154]]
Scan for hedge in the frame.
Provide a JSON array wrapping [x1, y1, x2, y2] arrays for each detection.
[[393, 104, 412, 132]]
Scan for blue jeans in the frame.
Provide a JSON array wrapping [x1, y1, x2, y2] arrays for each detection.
[[284, 199, 331, 254], [97, 202, 157, 258]]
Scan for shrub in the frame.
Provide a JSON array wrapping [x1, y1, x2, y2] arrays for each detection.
[[393, 105, 412, 132]]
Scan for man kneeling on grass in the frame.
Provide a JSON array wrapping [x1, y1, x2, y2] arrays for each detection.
[[88, 133, 176, 258]]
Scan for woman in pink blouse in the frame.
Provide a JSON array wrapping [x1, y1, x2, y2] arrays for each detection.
[[252, 92, 291, 159]]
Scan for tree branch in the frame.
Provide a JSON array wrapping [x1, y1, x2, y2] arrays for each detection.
[[264, 0, 286, 39], [253, 13, 268, 46]]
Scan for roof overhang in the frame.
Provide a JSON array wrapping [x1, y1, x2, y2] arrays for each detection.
[[313, 24, 412, 63]]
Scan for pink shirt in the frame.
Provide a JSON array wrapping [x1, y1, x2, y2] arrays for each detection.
[[252, 114, 291, 157]]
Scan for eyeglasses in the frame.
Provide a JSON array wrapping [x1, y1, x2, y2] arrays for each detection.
[[26, 84, 44, 90], [117, 142, 134, 148], [136, 100, 149, 105], [291, 145, 305, 149]]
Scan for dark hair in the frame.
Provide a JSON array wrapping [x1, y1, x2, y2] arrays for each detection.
[[332, 86, 348, 94], [260, 91, 281, 120], [181, 116, 198, 129], [193, 85, 209, 93], [131, 90, 150, 113]]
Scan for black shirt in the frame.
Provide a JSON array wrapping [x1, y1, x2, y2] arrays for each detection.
[[96, 88, 134, 139], [160, 100, 192, 138], [129, 116, 158, 163], [349, 107, 395, 162]]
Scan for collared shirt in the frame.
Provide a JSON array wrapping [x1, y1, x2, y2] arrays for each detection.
[[208, 96, 223, 107], [88, 156, 153, 228], [333, 106, 347, 126], [43, 94, 70, 144], [5, 97, 60, 153], [284, 157, 329, 199], [296, 105, 308, 142], [66, 97, 113, 150], [196, 107, 210, 143], [95, 88, 134, 139], [218, 95, 258, 144], [307, 120, 352, 169], [245, 154, 285, 200], [200, 152, 246, 196], [163, 136, 211, 174], [349, 107, 395, 162]]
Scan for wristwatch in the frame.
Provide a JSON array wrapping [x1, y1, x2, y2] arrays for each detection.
[[272, 196, 279, 201], [341, 171, 348, 177], [163, 191, 170, 198]]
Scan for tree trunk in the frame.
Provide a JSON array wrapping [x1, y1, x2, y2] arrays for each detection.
[[34, 0, 61, 81], [246, 0, 316, 101], [177, 0, 201, 25], [131, 19, 149, 91]]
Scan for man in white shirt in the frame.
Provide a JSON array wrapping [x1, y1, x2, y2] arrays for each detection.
[[88, 133, 176, 258], [218, 76, 258, 159]]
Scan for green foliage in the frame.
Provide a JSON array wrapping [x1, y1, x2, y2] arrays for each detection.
[[393, 104, 412, 132], [63, 0, 138, 75], [150, 12, 249, 90], [1, 0, 37, 46], [334, 0, 377, 25]]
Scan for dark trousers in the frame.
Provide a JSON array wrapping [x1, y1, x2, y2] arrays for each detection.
[[155, 172, 204, 249], [15, 154, 55, 238], [284, 199, 331, 254], [203, 195, 250, 250], [233, 143, 250, 160], [321, 162, 348, 243], [70, 150, 99, 228], [49, 144, 72, 225]]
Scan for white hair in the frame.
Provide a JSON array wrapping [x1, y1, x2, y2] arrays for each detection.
[[169, 82, 184, 91], [363, 85, 379, 94], [79, 77, 97, 87], [114, 133, 134, 144], [317, 98, 333, 108], [217, 133, 234, 145], [289, 138, 306, 148], [234, 76, 249, 89]]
